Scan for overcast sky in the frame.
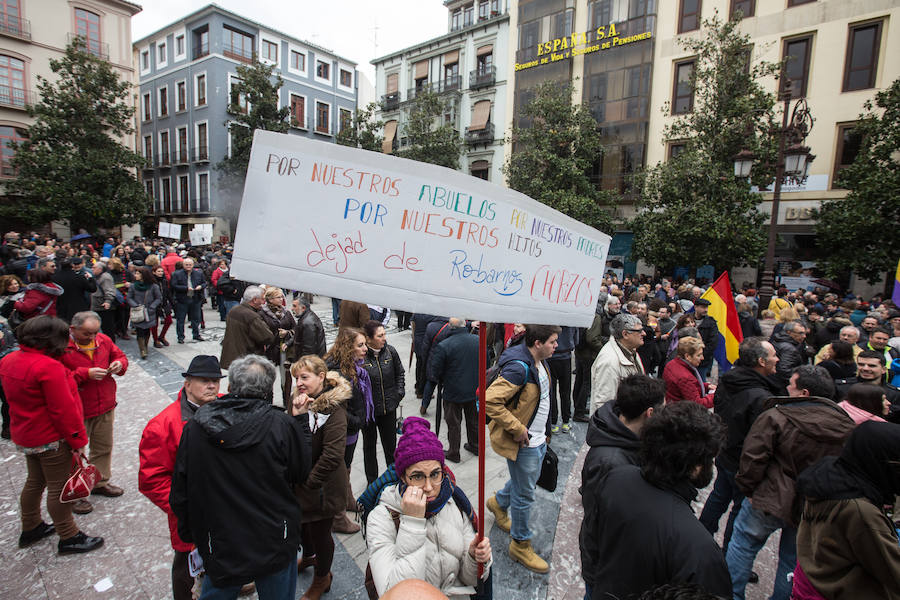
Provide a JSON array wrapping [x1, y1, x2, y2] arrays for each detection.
[[132, 0, 449, 83]]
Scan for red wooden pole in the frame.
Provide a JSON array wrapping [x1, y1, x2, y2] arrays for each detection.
[[477, 324, 487, 581]]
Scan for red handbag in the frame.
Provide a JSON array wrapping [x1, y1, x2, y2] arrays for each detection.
[[60, 452, 101, 503]]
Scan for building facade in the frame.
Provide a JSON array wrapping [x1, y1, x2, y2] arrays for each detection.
[[0, 0, 142, 237], [372, 0, 509, 183], [646, 0, 900, 292], [134, 4, 358, 240]]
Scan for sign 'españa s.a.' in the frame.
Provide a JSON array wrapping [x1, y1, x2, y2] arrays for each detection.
[[230, 130, 611, 327], [515, 23, 652, 72]]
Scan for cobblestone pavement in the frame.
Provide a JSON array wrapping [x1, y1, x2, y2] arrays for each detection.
[[0, 297, 779, 599]]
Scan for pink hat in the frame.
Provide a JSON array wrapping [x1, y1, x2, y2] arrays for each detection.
[[393, 417, 444, 476]]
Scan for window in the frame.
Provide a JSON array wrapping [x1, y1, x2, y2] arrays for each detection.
[[140, 50, 149, 72], [223, 26, 254, 62], [290, 50, 305, 72], [518, 19, 540, 61], [176, 80, 186, 112], [159, 130, 170, 165], [193, 27, 209, 59], [470, 160, 489, 180], [340, 68, 352, 88], [668, 142, 687, 159], [143, 135, 152, 161], [479, 0, 489, 20], [178, 174, 189, 212], [843, 21, 882, 92], [340, 108, 352, 133], [315, 101, 330, 134], [831, 124, 862, 188], [0, 0, 25, 37], [730, 0, 754, 18], [464, 4, 474, 27], [0, 54, 26, 107], [263, 40, 278, 63], [290, 94, 305, 128], [158, 86, 168, 117], [197, 173, 209, 212], [144, 180, 155, 211], [0, 125, 25, 177], [142, 92, 151, 121], [678, 0, 700, 33], [175, 34, 185, 58], [787, 0, 815, 6], [195, 122, 208, 160], [161, 177, 172, 212], [672, 60, 694, 114], [74, 8, 102, 57], [316, 60, 330, 81], [590, 0, 629, 26], [554, 9, 574, 39], [195, 73, 206, 106], [451, 9, 462, 31], [176, 127, 188, 162], [157, 42, 167, 66], [477, 49, 493, 74], [444, 62, 458, 84], [229, 75, 247, 114], [781, 35, 812, 98]]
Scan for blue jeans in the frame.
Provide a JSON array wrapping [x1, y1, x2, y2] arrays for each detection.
[[199, 560, 296, 600], [331, 298, 341, 326], [174, 298, 201, 341], [221, 299, 238, 319], [725, 501, 797, 600], [495, 443, 545, 541], [698, 464, 744, 551]]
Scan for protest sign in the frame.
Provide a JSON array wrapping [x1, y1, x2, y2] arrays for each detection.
[[189, 224, 213, 246], [231, 130, 611, 327], [158, 222, 181, 240]]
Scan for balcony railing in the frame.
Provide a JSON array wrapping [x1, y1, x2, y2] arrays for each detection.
[[465, 123, 495, 146], [193, 42, 209, 60], [174, 148, 190, 165], [158, 152, 171, 167], [382, 92, 400, 111], [289, 114, 309, 130], [434, 75, 460, 93], [193, 145, 209, 162], [142, 156, 154, 170], [67, 33, 109, 60], [192, 195, 210, 213], [0, 85, 35, 110], [223, 42, 254, 63], [470, 66, 496, 90], [0, 14, 30, 40]]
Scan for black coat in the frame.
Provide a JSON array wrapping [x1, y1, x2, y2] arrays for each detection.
[[580, 465, 732, 600], [170, 268, 205, 304], [288, 309, 327, 361], [427, 327, 479, 404], [170, 395, 311, 587], [52, 268, 96, 323], [713, 366, 782, 473], [770, 330, 808, 392], [411, 313, 436, 356], [696, 314, 719, 369], [326, 359, 367, 436], [362, 344, 405, 415]]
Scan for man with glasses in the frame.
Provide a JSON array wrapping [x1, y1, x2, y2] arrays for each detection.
[[589, 313, 645, 414]]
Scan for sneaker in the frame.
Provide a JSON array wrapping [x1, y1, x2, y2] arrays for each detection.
[[486, 495, 511, 533], [550, 425, 560, 434], [509, 539, 549, 573], [561, 423, 571, 433]]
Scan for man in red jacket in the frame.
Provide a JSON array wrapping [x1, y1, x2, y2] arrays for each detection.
[[139, 355, 224, 600], [60, 310, 128, 514]]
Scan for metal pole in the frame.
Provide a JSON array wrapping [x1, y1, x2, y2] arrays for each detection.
[[477, 325, 487, 585]]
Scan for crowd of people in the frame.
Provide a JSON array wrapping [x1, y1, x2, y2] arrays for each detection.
[[0, 229, 898, 600]]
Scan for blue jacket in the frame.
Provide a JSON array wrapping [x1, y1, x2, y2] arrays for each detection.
[[170, 268, 206, 304], [549, 326, 576, 360]]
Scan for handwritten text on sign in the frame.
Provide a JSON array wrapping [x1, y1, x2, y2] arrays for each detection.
[[231, 131, 610, 327]]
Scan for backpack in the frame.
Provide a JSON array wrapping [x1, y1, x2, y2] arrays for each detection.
[[480, 359, 530, 423]]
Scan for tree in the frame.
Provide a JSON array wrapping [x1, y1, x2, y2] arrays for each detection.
[[629, 13, 781, 273], [503, 80, 613, 233], [3, 39, 147, 230], [397, 89, 462, 169], [216, 58, 289, 196], [815, 77, 900, 283], [336, 102, 384, 152]]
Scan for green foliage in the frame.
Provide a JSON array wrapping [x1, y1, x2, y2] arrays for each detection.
[[4, 39, 148, 229], [217, 59, 289, 191], [815, 78, 900, 283], [396, 90, 462, 169], [630, 13, 781, 272], [503, 80, 613, 233], [336, 102, 384, 152]]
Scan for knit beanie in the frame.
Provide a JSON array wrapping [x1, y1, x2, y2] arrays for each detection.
[[393, 416, 445, 476]]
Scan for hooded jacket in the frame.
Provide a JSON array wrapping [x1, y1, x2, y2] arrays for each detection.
[[736, 395, 854, 526], [713, 366, 781, 473], [795, 422, 900, 600], [14, 282, 63, 319], [170, 393, 312, 587]]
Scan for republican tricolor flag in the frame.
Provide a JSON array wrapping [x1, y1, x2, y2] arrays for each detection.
[[699, 272, 743, 372]]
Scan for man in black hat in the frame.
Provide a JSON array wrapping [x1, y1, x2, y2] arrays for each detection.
[[52, 256, 97, 323], [138, 355, 225, 600], [693, 298, 719, 382]]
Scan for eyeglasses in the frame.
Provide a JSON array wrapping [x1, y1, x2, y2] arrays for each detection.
[[625, 328, 644, 334], [407, 469, 443, 486]]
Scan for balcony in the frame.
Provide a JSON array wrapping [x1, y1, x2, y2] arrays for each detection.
[[223, 42, 254, 63], [193, 42, 209, 60], [157, 152, 171, 167], [193, 145, 209, 162], [0, 14, 30, 40], [434, 75, 460, 93], [0, 85, 35, 110], [470, 67, 496, 90], [142, 156, 154, 170], [196, 194, 210, 213], [67, 33, 109, 60], [382, 92, 400, 111], [289, 114, 309, 130], [465, 123, 494, 146], [174, 148, 190, 165]]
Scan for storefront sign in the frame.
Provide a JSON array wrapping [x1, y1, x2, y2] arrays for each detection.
[[515, 24, 652, 71], [231, 131, 611, 327]]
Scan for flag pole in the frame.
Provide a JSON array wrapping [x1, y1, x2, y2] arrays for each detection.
[[477, 324, 487, 585]]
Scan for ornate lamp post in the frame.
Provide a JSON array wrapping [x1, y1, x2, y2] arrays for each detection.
[[734, 80, 814, 315]]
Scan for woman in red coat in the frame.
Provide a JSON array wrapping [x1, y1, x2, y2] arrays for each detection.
[[662, 336, 715, 408], [13, 268, 63, 320], [0, 316, 103, 554]]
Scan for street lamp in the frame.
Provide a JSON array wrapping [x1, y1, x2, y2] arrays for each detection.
[[733, 80, 814, 315]]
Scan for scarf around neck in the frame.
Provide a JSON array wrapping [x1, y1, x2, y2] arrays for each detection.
[[354, 358, 374, 423]]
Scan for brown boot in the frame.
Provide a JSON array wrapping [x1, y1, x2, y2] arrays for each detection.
[[331, 511, 360, 534], [509, 538, 549, 573], [137, 337, 148, 359], [346, 486, 358, 512], [297, 554, 317, 573], [301, 572, 332, 600]]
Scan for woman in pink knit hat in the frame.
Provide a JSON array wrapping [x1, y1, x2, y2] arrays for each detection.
[[366, 417, 491, 599]]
